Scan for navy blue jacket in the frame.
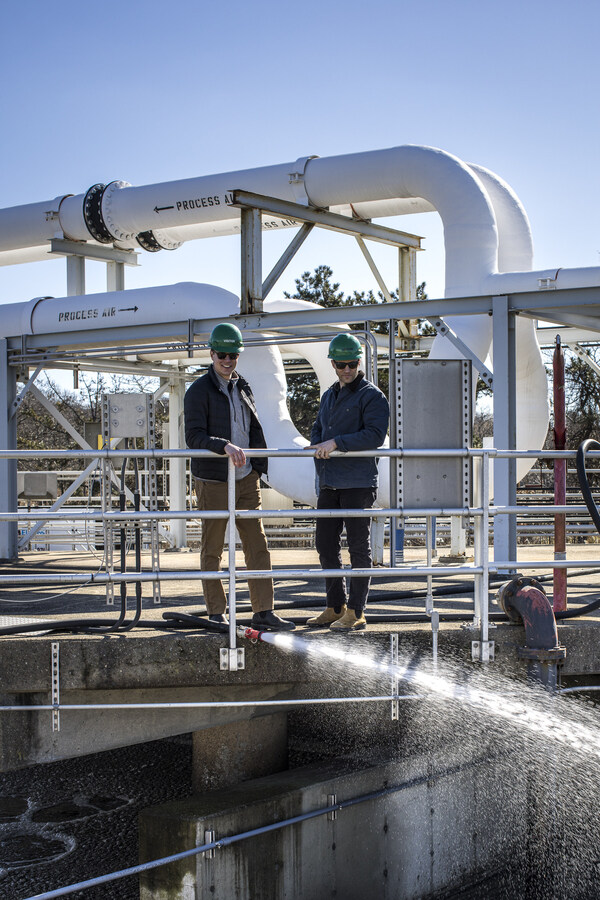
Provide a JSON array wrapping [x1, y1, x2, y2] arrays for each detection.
[[310, 372, 390, 489], [184, 366, 268, 482]]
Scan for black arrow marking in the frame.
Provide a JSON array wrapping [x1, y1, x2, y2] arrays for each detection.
[[154, 205, 174, 213], [119, 306, 139, 313]]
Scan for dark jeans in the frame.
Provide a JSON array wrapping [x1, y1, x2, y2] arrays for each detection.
[[315, 486, 377, 612]]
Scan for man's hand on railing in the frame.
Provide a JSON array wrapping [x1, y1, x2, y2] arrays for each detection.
[[310, 439, 338, 459], [224, 443, 247, 467]]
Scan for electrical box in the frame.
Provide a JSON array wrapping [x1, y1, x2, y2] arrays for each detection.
[[102, 393, 154, 442], [395, 359, 472, 509]]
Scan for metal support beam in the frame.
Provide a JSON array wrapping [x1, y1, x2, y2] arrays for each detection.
[[398, 247, 419, 339], [427, 317, 493, 388], [66, 254, 85, 296], [568, 343, 600, 377], [492, 296, 517, 570], [240, 207, 263, 314], [355, 236, 394, 303], [50, 239, 139, 267], [10, 364, 44, 420], [262, 223, 314, 299], [0, 339, 17, 560], [106, 261, 125, 292], [231, 190, 422, 249]]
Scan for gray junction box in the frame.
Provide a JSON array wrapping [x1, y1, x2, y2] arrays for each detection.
[[395, 359, 472, 509]]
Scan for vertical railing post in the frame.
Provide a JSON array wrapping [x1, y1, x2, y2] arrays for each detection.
[[553, 336, 567, 611], [481, 449, 491, 646], [227, 457, 237, 651], [472, 448, 494, 662]]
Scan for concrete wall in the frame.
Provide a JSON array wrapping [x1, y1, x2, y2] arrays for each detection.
[[139, 750, 526, 900]]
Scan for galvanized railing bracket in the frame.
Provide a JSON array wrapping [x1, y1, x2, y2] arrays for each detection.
[[203, 829, 216, 859], [51, 641, 60, 732], [219, 647, 245, 671], [471, 640, 495, 662], [390, 634, 399, 720], [327, 793, 338, 821]]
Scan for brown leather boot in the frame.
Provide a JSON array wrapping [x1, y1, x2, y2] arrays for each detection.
[[306, 605, 347, 627], [330, 608, 367, 631]]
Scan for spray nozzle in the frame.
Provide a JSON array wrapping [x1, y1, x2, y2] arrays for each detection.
[[236, 625, 263, 643]]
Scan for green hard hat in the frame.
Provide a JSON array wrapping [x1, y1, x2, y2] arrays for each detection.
[[328, 332, 362, 361], [209, 322, 244, 353]]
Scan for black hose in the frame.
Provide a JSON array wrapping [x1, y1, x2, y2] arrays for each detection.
[[162, 611, 230, 633], [120, 456, 143, 632], [576, 439, 600, 532]]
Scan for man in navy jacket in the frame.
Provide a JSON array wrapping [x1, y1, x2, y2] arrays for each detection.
[[308, 333, 389, 631], [184, 322, 295, 631]]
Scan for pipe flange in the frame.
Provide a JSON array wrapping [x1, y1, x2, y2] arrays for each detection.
[[517, 645, 567, 662], [83, 184, 112, 244], [101, 180, 135, 243], [150, 229, 182, 251], [135, 231, 162, 252]]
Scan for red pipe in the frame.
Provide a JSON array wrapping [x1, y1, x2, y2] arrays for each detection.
[[496, 576, 566, 688], [553, 336, 567, 611]]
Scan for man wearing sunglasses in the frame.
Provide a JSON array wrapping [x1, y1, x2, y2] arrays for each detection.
[[308, 333, 390, 631], [184, 322, 295, 631]]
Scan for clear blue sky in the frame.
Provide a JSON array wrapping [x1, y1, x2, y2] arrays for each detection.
[[0, 0, 598, 305]]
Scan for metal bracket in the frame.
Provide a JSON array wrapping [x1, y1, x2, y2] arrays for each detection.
[[327, 794, 338, 821], [427, 316, 493, 388], [390, 634, 399, 720], [203, 829, 216, 859], [51, 642, 60, 732], [472, 640, 495, 662], [220, 647, 245, 671], [288, 155, 318, 206]]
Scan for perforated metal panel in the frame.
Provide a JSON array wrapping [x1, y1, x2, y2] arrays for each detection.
[[396, 359, 472, 509]]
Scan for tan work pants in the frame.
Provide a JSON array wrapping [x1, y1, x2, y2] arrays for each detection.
[[195, 471, 273, 614]]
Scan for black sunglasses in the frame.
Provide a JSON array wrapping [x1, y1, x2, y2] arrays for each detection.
[[334, 360, 359, 370], [215, 352, 239, 360]]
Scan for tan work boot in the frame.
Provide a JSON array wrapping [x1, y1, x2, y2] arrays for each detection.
[[330, 608, 367, 631], [306, 605, 347, 627]]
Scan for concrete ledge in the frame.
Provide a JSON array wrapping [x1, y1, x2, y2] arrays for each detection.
[[139, 751, 526, 899]]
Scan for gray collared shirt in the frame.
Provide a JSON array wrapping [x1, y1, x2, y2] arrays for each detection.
[[215, 371, 252, 480]]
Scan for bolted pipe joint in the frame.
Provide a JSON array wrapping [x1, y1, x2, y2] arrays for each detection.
[[496, 576, 566, 689]]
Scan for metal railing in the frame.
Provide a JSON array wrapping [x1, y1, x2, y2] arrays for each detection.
[[1, 446, 599, 659]]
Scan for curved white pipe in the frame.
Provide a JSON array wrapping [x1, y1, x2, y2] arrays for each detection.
[[429, 162, 550, 482], [0, 146, 495, 297], [4, 144, 600, 496]]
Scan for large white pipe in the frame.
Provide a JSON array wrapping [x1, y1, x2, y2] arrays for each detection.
[[4, 144, 600, 490], [0, 282, 239, 344], [0, 146, 493, 296], [430, 161, 549, 481]]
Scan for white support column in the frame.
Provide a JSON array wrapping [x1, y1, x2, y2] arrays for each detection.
[[492, 296, 517, 571], [168, 377, 187, 548], [0, 340, 18, 560], [106, 261, 125, 292], [240, 207, 263, 314], [66, 254, 85, 296]]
